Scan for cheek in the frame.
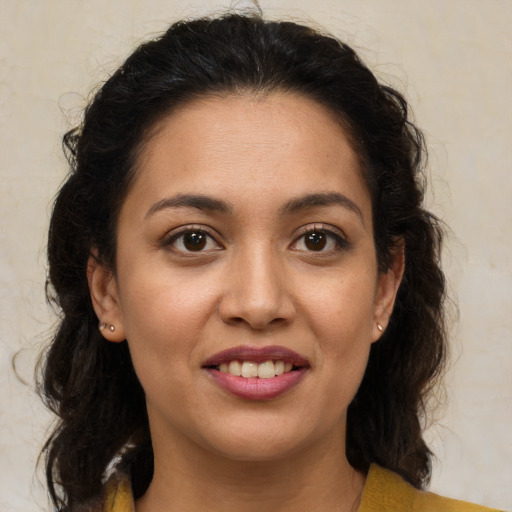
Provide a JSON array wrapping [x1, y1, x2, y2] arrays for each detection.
[[298, 268, 377, 386], [301, 271, 377, 340], [117, 267, 220, 367]]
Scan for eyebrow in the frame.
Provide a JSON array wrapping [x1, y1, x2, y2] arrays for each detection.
[[280, 192, 364, 225], [146, 193, 232, 218], [146, 191, 364, 224]]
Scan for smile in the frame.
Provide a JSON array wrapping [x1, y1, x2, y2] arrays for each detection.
[[216, 360, 294, 378], [203, 345, 309, 400]]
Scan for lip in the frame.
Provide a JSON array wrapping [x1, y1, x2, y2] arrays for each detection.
[[202, 345, 310, 400], [203, 345, 310, 367]]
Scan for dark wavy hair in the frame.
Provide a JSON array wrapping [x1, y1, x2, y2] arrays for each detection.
[[39, 11, 447, 510]]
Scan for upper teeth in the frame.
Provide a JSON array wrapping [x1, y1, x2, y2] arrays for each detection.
[[218, 360, 294, 379]]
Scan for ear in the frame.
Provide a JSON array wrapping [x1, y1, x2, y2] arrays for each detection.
[[87, 252, 126, 342], [372, 240, 405, 342]]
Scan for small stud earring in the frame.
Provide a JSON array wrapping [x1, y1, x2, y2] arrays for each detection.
[[99, 322, 107, 331], [109, 325, 115, 332], [377, 323, 384, 332]]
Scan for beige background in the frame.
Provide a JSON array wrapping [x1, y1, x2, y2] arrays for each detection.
[[1, 1, 511, 510]]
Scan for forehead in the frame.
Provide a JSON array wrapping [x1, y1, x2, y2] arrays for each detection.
[[125, 92, 371, 221]]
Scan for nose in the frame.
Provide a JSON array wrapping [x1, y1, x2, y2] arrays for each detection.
[[219, 246, 296, 330]]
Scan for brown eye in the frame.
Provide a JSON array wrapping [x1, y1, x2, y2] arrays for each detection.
[[166, 229, 221, 254], [304, 231, 327, 251], [182, 232, 207, 251], [291, 227, 348, 254]]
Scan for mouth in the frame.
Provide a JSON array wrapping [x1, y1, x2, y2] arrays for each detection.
[[205, 360, 300, 378], [202, 345, 309, 400]]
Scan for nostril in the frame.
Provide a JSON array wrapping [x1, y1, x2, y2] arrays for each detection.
[[221, 311, 290, 330]]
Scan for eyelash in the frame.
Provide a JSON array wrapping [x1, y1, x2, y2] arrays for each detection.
[[161, 224, 349, 255], [162, 226, 222, 254], [291, 225, 350, 254]]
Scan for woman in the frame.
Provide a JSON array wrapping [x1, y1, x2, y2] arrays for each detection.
[[39, 12, 502, 512]]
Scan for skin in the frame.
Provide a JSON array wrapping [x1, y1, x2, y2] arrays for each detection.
[[89, 93, 404, 511]]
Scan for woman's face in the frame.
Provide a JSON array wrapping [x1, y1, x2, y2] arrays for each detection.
[[90, 93, 401, 462]]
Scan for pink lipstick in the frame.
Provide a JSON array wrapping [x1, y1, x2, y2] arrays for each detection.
[[202, 345, 309, 400]]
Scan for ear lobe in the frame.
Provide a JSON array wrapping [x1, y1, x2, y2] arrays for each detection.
[[87, 253, 126, 342], [372, 240, 405, 342]]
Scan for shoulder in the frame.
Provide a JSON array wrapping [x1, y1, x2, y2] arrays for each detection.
[[359, 464, 503, 512], [103, 472, 135, 512], [93, 465, 504, 512]]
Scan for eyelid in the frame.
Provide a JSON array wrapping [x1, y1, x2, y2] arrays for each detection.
[[161, 224, 224, 252], [160, 223, 349, 254], [290, 223, 350, 251]]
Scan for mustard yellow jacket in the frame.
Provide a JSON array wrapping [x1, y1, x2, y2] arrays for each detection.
[[103, 464, 502, 511]]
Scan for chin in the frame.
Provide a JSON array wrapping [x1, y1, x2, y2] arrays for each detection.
[[211, 437, 306, 463], [196, 415, 332, 463]]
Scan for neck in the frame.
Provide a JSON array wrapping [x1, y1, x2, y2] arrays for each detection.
[[135, 425, 366, 512]]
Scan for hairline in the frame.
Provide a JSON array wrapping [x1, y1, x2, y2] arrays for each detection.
[[106, 88, 376, 272]]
